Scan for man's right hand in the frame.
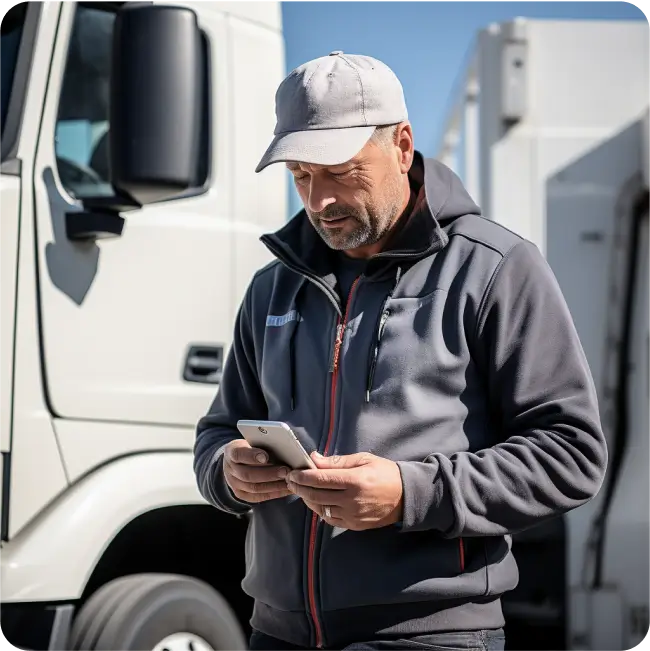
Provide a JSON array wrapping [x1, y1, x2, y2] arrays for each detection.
[[223, 439, 292, 503]]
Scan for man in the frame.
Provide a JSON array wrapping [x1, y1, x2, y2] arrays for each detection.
[[194, 52, 607, 651]]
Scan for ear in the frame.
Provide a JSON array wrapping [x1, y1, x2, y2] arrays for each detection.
[[395, 122, 414, 174]]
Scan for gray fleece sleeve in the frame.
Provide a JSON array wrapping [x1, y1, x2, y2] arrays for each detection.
[[193, 281, 267, 515], [396, 240, 608, 536]]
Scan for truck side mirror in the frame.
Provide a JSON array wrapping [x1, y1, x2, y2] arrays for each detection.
[[109, 4, 203, 205]]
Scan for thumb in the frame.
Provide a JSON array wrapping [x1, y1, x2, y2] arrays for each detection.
[[311, 451, 373, 469]]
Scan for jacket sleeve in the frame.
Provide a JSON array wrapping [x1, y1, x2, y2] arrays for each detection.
[[396, 240, 608, 536], [193, 280, 268, 515]]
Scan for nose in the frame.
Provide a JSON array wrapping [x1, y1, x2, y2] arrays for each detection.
[[306, 178, 336, 214]]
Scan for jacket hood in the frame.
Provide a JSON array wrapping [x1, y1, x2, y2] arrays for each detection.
[[418, 152, 481, 223], [260, 152, 481, 282]]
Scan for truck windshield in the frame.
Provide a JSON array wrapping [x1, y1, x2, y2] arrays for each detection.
[[1, 3, 27, 137]]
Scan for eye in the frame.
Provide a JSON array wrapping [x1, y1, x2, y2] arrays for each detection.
[[331, 169, 356, 180], [293, 173, 309, 184]]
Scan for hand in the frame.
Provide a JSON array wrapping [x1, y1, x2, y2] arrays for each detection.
[[223, 439, 292, 504], [286, 451, 403, 531]]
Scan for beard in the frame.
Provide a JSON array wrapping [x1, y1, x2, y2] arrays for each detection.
[[307, 177, 405, 252]]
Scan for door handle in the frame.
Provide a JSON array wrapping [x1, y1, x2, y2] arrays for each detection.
[[183, 345, 223, 384]]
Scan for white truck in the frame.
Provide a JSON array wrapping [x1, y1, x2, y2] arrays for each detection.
[[436, 17, 649, 651], [1, 2, 286, 649]]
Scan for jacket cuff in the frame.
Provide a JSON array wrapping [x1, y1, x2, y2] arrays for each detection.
[[207, 446, 252, 515], [395, 460, 455, 534]]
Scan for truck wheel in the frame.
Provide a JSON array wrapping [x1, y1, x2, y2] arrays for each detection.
[[69, 573, 247, 650]]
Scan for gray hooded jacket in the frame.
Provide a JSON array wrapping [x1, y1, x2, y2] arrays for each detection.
[[194, 153, 607, 648]]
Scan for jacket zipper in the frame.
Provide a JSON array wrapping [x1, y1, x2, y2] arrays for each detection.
[[308, 276, 360, 649], [365, 267, 402, 402], [365, 301, 390, 402]]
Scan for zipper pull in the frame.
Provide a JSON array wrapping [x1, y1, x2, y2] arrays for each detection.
[[329, 323, 345, 373], [378, 309, 390, 338]]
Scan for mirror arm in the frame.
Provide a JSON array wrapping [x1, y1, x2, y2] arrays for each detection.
[[65, 210, 125, 242], [65, 192, 141, 242]]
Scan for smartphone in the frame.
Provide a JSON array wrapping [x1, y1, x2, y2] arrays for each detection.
[[236, 420, 316, 470]]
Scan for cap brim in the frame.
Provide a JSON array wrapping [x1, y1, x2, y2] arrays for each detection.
[[255, 125, 377, 173]]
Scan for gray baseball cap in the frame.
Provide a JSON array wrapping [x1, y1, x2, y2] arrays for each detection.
[[255, 51, 408, 173]]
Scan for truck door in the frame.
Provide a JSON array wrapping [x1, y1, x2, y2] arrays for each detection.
[[31, 3, 235, 429], [0, 2, 27, 540]]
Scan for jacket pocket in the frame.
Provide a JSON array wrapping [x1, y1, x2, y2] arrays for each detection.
[[364, 290, 463, 404], [241, 498, 307, 611], [320, 527, 486, 612], [365, 299, 391, 401], [482, 535, 518, 597]]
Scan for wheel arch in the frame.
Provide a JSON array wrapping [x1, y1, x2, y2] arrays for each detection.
[[1, 452, 234, 602]]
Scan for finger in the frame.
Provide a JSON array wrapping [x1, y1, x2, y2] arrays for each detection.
[[226, 441, 270, 465], [226, 460, 289, 483], [303, 500, 344, 522], [311, 451, 373, 469], [286, 481, 347, 505], [227, 474, 290, 495], [287, 467, 355, 489], [235, 487, 293, 503]]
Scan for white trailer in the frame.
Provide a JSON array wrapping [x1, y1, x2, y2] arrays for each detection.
[[1, 2, 286, 649], [437, 18, 649, 651]]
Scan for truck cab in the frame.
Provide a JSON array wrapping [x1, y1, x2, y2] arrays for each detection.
[[1, 2, 286, 649]]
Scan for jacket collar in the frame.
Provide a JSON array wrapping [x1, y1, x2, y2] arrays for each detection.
[[260, 151, 451, 284]]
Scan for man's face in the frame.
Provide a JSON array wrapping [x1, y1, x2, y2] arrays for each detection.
[[287, 134, 407, 256]]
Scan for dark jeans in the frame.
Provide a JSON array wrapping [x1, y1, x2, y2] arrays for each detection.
[[249, 629, 506, 651]]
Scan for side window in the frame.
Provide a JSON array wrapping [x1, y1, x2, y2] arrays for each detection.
[[55, 5, 114, 198], [55, 3, 211, 201], [1, 3, 27, 137]]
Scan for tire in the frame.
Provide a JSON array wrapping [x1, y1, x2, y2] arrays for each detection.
[[69, 573, 247, 651], [70, 574, 171, 649]]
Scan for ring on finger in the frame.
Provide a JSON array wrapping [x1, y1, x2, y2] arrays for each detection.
[[324, 505, 332, 519]]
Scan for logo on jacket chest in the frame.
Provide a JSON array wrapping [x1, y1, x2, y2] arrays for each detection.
[[266, 310, 301, 327]]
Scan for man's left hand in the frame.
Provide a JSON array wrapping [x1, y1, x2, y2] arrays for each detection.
[[286, 451, 403, 531]]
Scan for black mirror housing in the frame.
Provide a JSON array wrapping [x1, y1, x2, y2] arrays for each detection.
[[109, 4, 203, 205]]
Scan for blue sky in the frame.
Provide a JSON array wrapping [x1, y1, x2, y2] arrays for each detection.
[[280, 1, 646, 215]]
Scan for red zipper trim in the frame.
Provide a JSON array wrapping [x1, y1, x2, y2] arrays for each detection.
[[459, 538, 465, 572], [307, 277, 360, 648]]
